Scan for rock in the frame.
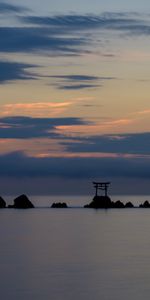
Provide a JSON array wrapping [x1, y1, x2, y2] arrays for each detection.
[[8, 194, 34, 208], [51, 202, 68, 208], [84, 196, 113, 208], [139, 200, 150, 208], [125, 202, 134, 208], [84, 196, 127, 209], [112, 200, 125, 208], [0, 196, 6, 208]]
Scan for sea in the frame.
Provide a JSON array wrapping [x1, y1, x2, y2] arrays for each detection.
[[1, 195, 150, 300]]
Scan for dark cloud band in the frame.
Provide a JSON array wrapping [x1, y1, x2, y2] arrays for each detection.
[[22, 13, 150, 36], [0, 3, 29, 14], [62, 132, 150, 155], [50, 75, 114, 90], [0, 151, 150, 180], [0, 116, 88, 139], [0, 12, 150, 58], [0, 61, 37, 83]]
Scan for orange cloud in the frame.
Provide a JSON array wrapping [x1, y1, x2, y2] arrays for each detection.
[[0, 138, 66, 156], [136, 109, 150, 115], [0, 102, 72, 117], [0, 96, 95, 118], [21, 151, 150, 159], [105, 118, 133, 126], [55, 117, 134, 137], [0, 138, 149, 159]]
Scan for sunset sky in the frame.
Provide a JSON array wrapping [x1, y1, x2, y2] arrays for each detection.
[[0, 0, 150, 194]]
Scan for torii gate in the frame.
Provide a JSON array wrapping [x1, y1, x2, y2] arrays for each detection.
[[93, 182, 111, 197]]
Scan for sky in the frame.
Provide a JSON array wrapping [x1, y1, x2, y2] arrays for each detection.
[[0, 0, 150, 195]]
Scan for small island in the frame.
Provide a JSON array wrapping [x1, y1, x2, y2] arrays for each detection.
[[8, 194, 34, 209], [84, 182, 134, 209], [51, 202, 68, 208]]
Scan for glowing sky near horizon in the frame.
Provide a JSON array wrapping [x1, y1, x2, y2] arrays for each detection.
[[0, 0, 150, 194]]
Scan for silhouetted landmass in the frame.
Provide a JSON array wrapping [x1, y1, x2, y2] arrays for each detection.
[[0, 196, 6, 208], [51, 202, 68, 208], [139, 200, 150, 208], [0, 193, 149, 209], [84, 196, 134, 209], [125, 201, 134, 208], [84, 196, 113, 208], [8, 194, 34, 208], [112, 200, 125, 208]]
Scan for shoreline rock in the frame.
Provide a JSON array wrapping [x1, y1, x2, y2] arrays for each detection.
[[0, 196, 6, 208], [84, 196, 134, 209], [8, 194, 34, 209], [125, 201, 134, 208], [84, 196, 112, 208], [139, 200, 150, 208], [112, 200, 125, 208], [51, 202, 68, 208]]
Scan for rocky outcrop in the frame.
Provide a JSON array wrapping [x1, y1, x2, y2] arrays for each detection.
[[84, 196, 113, 208], [51, 202, 68, 208], [8, 194, 34, 208], [84, 196, 134, 209], [0, 196, 6, 208], [139, 200, 150, 208], [112, 200, 125, 208], [125, 202, 134, 208]]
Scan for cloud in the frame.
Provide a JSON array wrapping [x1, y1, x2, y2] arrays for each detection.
[[136, 109, 150, 115], [0, 151, 150, 181], [61, 132, 150, 155], [1, 12, 150, 58], [0, 27, 86, 56], [21, 13, 150, 36], [59, 84, 100, 90], [0, 3, 29, 14], [0, 61, 37, 83], [0, 116, 150, 157], [1, 102, 72, 117], [0, 116, 88, 139], [0, 151, 150, 195], [51, 75, 100, 81], [0, 118, 150, 190], [50, 74, 114, 90], [55, 116, 134, 137], [21, 13, 139, 30]]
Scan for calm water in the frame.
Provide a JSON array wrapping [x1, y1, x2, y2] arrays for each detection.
[[1, 195, 150, 300]]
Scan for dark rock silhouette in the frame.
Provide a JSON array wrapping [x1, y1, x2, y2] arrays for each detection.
[[51, 202, 68, 208], [112, 200, 125, 208], [139, 200, 150, 208], [84, 196, 135, 209], [0, 196, 6, 208], [125, 201, 134, 208], [84, 196, 113, 208], [8, 194, 34, 208]]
